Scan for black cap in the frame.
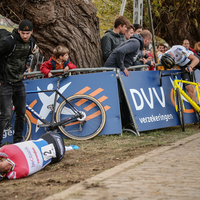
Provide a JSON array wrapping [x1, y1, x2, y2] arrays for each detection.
[[19, 20, 33, 31]]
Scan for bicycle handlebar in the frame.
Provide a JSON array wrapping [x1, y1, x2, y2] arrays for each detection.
[[159, 66, 193, 86]]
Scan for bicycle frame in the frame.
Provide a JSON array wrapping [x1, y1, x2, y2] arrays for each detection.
[[25, 77, 82, 129], [173, 78, 200, 113]]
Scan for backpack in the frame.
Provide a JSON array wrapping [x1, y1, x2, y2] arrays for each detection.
[[0, 29, 17, 58]]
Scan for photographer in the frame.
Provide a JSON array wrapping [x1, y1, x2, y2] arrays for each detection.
[[134, 50, 156, 71], [104, 30, 155, 76]]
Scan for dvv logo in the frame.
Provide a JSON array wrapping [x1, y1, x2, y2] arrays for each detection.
[[130, 87, 165, 111]]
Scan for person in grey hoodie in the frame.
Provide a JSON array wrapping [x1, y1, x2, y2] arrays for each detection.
[[104, 30, 155, 76], [101, 15, 130, 62]]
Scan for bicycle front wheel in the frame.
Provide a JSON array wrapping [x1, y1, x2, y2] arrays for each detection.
[[56, 94, 106, 140], [175, 88, 185, 131]]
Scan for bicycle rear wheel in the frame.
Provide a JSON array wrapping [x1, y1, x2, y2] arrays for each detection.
[[56, 94, 106, 140], [175, 88, 185, 131]]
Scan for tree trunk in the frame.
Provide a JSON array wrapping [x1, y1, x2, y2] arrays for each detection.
[[151, 0, 200, 48], [0, 0, 103, 68]]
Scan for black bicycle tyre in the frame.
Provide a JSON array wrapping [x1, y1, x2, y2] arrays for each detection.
[[56, 94, 106, 140], [23, 113, 32, 141], [175, 88, 185, 131]]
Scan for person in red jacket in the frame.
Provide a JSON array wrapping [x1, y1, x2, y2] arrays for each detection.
[[40, 45, 77, 78]]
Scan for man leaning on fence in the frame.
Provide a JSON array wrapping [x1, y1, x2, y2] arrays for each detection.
[[0, 20, 35, 147], [104, 30, 155, 76]]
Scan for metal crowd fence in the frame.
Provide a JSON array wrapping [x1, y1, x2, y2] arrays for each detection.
[[24, 63, 162, 80]]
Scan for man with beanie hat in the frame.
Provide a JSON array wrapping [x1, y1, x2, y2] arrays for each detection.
[[0, 19, 35, 147]]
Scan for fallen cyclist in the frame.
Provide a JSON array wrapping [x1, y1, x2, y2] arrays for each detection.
[[0, 132, 65, 180]]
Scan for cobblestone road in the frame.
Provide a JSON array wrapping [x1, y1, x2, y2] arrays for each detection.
[[44, 133, 200, 200]]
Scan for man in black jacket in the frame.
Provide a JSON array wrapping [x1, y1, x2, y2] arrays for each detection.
[[104, 30, 155, 76], [0, 20, 35, 146]]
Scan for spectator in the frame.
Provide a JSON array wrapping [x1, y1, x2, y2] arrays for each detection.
[[156, 43, 166, 70], [40, 45, 77, 78], [194, 41, 200, 57], [124, 25, 135, 40], [159, 45, 200, 104], [0, 19, 35, 147], [147, 53, 155, 71], [104, 30, 155, 76], [29, 48, 44, 72], [182, 39, 197, 54], [133, 24, 142, 34], [101, 15, 130, 62], [157, 43, 165, 53], [134, 48, 153, 71]]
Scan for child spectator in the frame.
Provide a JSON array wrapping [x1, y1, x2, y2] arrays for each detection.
[[40, 45, 77, 78]]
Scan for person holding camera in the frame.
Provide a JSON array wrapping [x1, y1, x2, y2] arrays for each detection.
[[104, 30, 156, 76], [134, 49, 156, 71]]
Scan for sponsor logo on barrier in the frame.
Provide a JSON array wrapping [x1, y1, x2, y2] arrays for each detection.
[[138, 113, 173, 123], [130, 87, 165, 111], [3, 129, 13, 138]]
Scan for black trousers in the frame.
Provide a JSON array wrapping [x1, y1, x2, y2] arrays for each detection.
[[0, 82, 26, 144]]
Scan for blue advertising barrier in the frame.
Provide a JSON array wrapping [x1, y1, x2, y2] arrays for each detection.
[[120, 70, 198, 132], [2, 71, 121, 143]]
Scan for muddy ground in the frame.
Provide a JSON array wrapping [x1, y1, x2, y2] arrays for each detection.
[[0, 124, 198, 200]]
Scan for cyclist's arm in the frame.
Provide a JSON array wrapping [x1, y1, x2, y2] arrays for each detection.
[[187, 54, 199, 70]]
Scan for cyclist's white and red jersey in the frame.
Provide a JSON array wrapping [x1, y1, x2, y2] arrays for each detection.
[[159, 45, 194, 67], [0, 139, 56, 179]]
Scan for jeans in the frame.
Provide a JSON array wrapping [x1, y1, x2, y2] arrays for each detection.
[[0, 82, 26, 144]]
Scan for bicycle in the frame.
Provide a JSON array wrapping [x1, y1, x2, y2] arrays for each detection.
[[159, 68, 200, 131], [4, 72, 106, 141]]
